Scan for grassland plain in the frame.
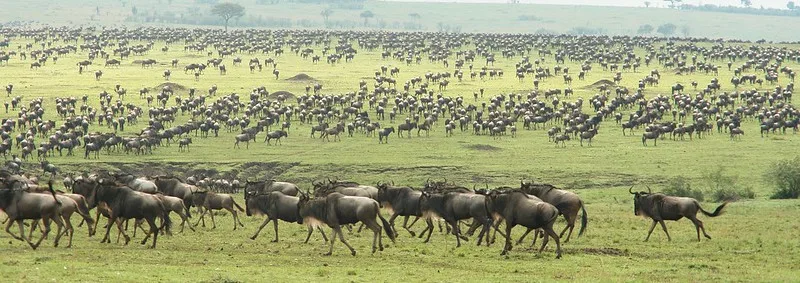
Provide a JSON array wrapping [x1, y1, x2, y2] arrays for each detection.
[[3, 0, 800, 41], [0, 31, 799, 282]]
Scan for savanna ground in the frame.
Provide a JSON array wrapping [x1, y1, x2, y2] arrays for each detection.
[[1, 26, 800, 281]]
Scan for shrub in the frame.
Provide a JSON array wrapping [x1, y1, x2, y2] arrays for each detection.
[[663, 176, 704, 201], [765, 157, 800, 199], [703, 167, 755, 202]]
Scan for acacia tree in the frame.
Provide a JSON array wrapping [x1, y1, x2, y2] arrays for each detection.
[[320, 8, 333, 23], [644, 1, 651, 7], [211, 2, 245, 32], [657, 23, 677, 36], [741, 0, 752, 7], [360, 10, 374, 27], [637, 24, 654, 34], [788, 1, 796, 10], [664, 0, 682, 8], [409, 12, 421, 29]]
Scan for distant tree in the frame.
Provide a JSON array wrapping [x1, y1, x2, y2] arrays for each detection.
[[211, 2, 245, 32], [409, 12, 421, 29], [132, 6, 138, 15], [637, 24, 654, 34], [657, 23, 677, 36], [664, 0, 682, 8], [741, 0, 752, 7], [320, 8, 333, 23], [789, 1, 796, 10], [680, 25, 690, 37], [360, 10, 374, 27], [644, 1, 651, 7]]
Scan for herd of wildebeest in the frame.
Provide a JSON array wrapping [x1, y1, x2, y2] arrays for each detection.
[[0, 166, 730, 258], [0, 24, 793, 256]]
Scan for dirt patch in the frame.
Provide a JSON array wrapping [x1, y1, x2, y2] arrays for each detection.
[[269, 90, 296, 101], [154, 82, 188, 92], [582, 79, 616, 89], [285, 73, 317, 82], [464, 144, 501, 151], [581, 247, 629, 256]]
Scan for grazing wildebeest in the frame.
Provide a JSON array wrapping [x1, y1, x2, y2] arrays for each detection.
[[418, 191, 493, 247], [630, 186, 728, 241], [192, 190, 245, 230], [0, 180, 65, 249], [244, 190, 327, 243], [298, 192, 395, 256], [244, 180, 299, 196], [112, 172, 158, 193], [94, 182, 172, 248], [378, 127, 394, 144], [485, 189, 562, 258], [264, 130, 287, 145], [376, 182, 424, 236], [520, 181, 587, 243]]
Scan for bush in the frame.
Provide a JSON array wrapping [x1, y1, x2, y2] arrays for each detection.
[[663, 176, 704, 201], [703, 167, 755, 202], [765, 157, 800, 199]]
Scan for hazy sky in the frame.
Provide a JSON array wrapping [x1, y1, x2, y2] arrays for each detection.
[[388, 0, 791, 9]]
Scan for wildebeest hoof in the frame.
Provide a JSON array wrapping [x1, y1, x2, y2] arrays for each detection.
[[270, 239, 278, 243], [351, 250, 357, 256], [555, 254, 562, 259], [322, 252, 332, 256]]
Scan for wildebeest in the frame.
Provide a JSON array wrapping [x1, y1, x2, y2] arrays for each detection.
[[376, 182, 424, 236], [140, 193, 194, 233], [244, 179, 300, 196], [112, 172, 158, 193], [630, 186, 728, 241], [264, 130, 287, 145], [0, 180, 65, 249], [378, 127, 394, 144], [153, 176, 198, 215], [520, 181, 587, 243], [178, 138, 192, 152], [244, 190, 327, 243], [94, 182, 172, 248], [234, 133, 252, 149], [192, 190, 245, 230], [298, 192, 395, 256], [419, 191, 493, 247], [485, 189, 562, 258], [28, 187, 95, 248]]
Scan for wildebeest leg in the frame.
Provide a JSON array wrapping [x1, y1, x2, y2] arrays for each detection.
[[559, 214, 576, 243], [324, 228, 338, 256], [194, 208, 207, 227], [402, 216, 417, 237], [658, 220, 671, 241], [692, 216, 711, 240], [450, 219, 464, 247], [356, 223, 366, 233], [317, 227, 328, 241], [142, 217, 159, 248], [336, 228, 357, 256], [303, 226, 314, 243], [180, 210, 194, 232], [501, 223, 515, 255], [517, 227, 533, 245], [542, 226, 562, 259], [421, 218, 434, 242], [250, 217, 271, 240], [367, 220, 382, 253], [62, 214, 74, 248], [476, 218, 492, 246], [644, 220, 658, 241], [6, 219, 25, 241], [270, 219, 280, 242]]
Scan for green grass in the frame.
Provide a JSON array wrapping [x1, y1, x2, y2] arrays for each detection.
[[0, 28, 799, 281]]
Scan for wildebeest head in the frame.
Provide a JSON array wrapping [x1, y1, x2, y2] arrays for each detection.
[[630, 185, 653, 216]]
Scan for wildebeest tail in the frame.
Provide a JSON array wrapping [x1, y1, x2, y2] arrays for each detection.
[[578, 200, 588, 237], [232, 199, 245, 212], [46, 181, 62, 205], [183, 200, 192, 218], [378, 214, 396, 244], [700, 201, 728, 217]]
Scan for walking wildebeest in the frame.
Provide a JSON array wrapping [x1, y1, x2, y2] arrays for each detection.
[[485, 189, 562, 258], [520, 181, 587, 243], [630, 186, 728, 241], [153, 176, 198, 217], [28, 185, 95, 248], [376, 182, 424, 237], [94, 182, 172, 248], [111, 172, 158, 193], [192, 190, 245, 230], [419, 191, 493, 247], [264, 130, 287, 145], [244, 190, 327, 243], [298, 192, 395, 256], [135, 193, 194, 234], [244, 180, 299, 196], [0, 180, 65, 249]]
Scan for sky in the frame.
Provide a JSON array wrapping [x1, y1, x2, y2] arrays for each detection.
[[385, 0, 791, 9]]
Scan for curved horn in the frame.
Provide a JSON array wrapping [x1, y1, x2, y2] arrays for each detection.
[[391, 180, 395, 186], [646, 185, 652, 194], [426, 178, 431, 185], [629, 185, 635, 194]]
